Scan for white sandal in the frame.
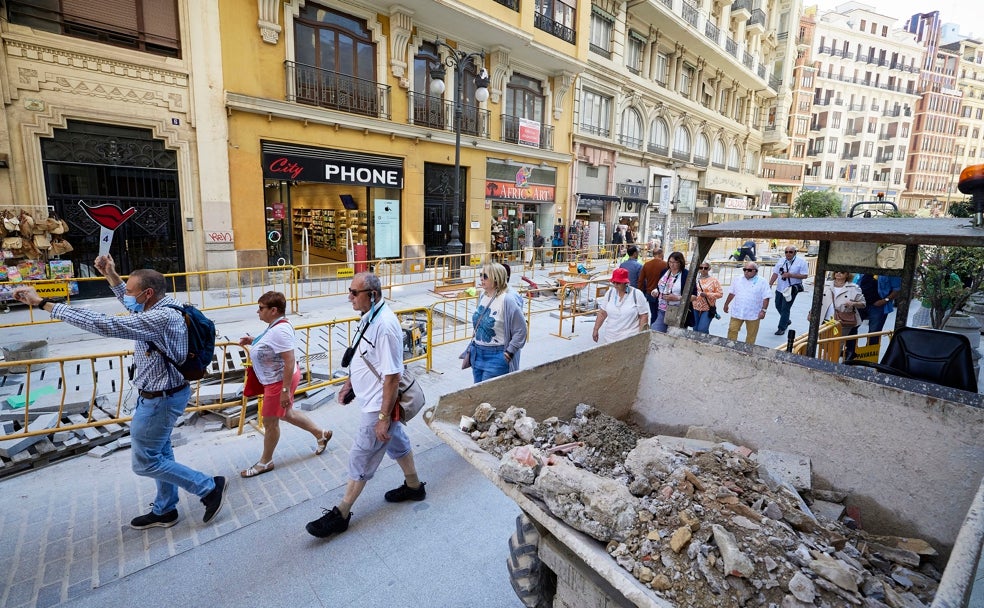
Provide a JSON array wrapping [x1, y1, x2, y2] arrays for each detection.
[[240, 461, 275, 478]]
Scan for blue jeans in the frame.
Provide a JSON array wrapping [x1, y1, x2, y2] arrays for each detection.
[[774, 288, 799, 330], [693, 310, 713, 333], [130, 385, 214, 515], [471, 344, 509, 383], [652, 309, 668, 332], [866, 304, 888, 345]]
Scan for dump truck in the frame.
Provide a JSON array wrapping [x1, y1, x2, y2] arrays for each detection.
[[425, 331, 984, 608]]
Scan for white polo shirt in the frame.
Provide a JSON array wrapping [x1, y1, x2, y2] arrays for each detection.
[[349, 302, 404, 414]]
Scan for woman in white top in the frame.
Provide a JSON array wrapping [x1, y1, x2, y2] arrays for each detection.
[[814, 272, 866, 361], [238, 291, 332, 477], [592, 267, 649, 343]]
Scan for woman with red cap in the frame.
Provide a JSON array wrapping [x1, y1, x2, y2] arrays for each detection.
[[592, 267, 649, 344]]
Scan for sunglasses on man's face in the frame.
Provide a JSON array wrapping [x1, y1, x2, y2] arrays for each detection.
[[743, 268, 757, 273], [349, 288, 371, 296], [699, 266, 710, 270]]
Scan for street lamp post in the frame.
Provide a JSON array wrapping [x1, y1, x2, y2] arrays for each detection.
[[430, 41, 489, 280]]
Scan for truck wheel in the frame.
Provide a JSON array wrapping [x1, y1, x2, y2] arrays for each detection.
[[507, 514, 556, 608]]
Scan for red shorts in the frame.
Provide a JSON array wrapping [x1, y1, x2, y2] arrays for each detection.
[[261, 367, 302, 417]]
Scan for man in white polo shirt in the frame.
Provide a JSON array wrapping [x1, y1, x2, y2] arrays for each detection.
[[723, 262, 771, 345]]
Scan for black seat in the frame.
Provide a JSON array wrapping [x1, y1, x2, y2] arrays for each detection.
[[844, 327, 978, 393]]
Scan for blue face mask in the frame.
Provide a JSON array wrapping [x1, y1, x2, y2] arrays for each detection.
[[123, 293, 145, 313]]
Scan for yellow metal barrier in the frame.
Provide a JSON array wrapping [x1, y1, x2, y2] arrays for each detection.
[[0, 342, 251, 441], [779, 321, 893, 364], [0, 307, 435, 446]]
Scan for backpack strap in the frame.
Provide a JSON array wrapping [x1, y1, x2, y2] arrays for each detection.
[[146, 304, 186, 372]]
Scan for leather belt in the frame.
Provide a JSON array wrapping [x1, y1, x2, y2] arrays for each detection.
[[138, 383, 189, 400]]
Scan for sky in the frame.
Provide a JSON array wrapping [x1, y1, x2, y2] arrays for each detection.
[[813, 0, 983, 41]]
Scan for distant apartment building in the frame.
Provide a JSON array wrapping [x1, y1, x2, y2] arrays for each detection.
[[904, 11, 962, 214], [800, 3, 923, 213], [571, 0, 793, 247], [944, 36, 984, 210]]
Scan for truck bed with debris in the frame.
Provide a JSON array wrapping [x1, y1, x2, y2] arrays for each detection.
[[425, 331, 984, 608]]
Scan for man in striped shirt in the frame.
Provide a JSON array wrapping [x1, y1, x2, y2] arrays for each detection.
[[13, 255, 226, 530]]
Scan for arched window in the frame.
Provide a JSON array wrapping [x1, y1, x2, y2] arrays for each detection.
[[712, 139, 726, 167], [672, 125, 691, 161], [746, 150, 759, 173], [293, 6, 378, 116], [648, 119, 669, 155], [728, 144, 741, 170], [694, 133, 710, 165], [620, 108, 643, 149]]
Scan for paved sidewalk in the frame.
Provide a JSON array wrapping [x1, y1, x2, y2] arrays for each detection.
[[0, 265, 907, 608]]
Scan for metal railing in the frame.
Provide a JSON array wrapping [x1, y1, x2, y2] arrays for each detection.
[[407, 91, 489, 137], [500, 115, 555, 150], [534, 11, 576, 44], [285, 61, 390, 119]]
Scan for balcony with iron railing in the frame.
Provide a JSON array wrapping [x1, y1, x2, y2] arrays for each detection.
[[648, 142, 670, 156], [731, 0, 751, 17], [682, 2, 700, 27], [743, 51, 755, 69], [878, 132, 895, 140], [580, 123, 611, 138], [502, 115, 554, 150], [847, 103, 865, 112], [712, 160, 726, 169], [725, 38, 738, 57], [286, 61, 390, 119], [694, 155, 709, 167], [705, 20, 720, 42], [534, 11, 576, 44], [407, 91, 489, 137], [747, 9, 766, 32], [619, 134, 644, 150], [672, 149, 691, 162]]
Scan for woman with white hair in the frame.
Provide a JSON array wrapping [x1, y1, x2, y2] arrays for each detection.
[[460, 263, 527, 382]]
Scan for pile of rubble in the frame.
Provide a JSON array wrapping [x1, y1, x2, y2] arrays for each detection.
[[464, 403, 941, 608]]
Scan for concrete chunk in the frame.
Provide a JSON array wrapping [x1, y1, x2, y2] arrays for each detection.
[[811, 498, 846, 523], [0, 413, 59, 457], [757, 449, 812, 491], [86, 445, 114, 459], [203, 422, 224, 433]]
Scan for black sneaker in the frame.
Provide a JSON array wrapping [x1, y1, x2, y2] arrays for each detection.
[[306, 506, 351, 538], [130, 508, 179, 530], [384, 481, 427, 503], [201, 476, 227, 524]]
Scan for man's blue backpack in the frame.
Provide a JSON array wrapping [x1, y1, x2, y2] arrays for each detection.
[[150, 304, 217, 381]]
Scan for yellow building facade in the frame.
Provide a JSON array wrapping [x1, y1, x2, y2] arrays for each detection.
[[223, 0, 586, 269], [0, 0, 234, 291]]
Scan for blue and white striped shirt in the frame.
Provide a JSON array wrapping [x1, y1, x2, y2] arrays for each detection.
[[48, 283, 188, 391]]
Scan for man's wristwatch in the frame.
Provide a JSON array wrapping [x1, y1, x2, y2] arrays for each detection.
[[281, 387, 289, 393], [37, 298, 52, 309], [377, 411, 388, 421]]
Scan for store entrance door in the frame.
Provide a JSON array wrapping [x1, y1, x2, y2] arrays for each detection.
[[423, 199, 465, 260], [423, 162, 468, 263], [41, 120, 184, 299]]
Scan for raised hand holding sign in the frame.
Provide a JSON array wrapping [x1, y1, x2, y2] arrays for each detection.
[[78, 200, 137, 256]]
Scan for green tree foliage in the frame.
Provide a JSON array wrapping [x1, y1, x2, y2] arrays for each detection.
[[916, 245, 984, 328], [793, 191, 842, 218], [947, 196, 973, 218]]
